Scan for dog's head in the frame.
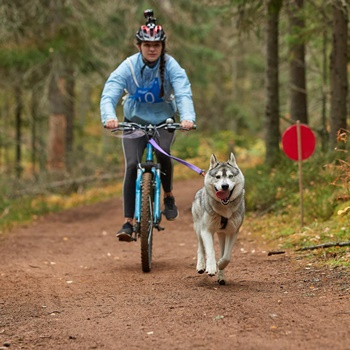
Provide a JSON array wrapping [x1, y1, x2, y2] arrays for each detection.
[[205, 153, 245, 205]]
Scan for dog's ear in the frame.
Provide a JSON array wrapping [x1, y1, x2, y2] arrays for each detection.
[[210, 154, 218, 169], [227, 152, 237, 166]]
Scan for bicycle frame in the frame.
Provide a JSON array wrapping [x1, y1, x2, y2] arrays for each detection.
[[110, 120, 191, 237]]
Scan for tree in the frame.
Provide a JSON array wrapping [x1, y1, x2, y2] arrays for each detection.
[[15, 85, 23, 178], [265, 0, 283, 166], [48, 67, 70, 171], [47, 1, 74, 172], [329, 0, 348, 149], [45, 0, 104, 172], [287, 0, 308, 124]]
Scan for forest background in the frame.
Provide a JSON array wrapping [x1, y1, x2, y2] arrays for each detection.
[[0, 0, 349, 266]]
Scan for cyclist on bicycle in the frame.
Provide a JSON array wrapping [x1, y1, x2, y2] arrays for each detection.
[[100, 9, 196, 242]]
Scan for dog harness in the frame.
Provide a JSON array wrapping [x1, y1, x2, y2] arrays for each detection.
[[220, 217, 228, 229]]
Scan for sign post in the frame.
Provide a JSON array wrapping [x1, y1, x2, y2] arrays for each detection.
[[296, 121, 304, 226], [282, 121, 316, 227]]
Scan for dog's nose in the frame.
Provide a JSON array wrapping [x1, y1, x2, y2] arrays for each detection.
[[222, 184, 229, 191]]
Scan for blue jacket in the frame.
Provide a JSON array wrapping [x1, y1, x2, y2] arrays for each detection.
[[100, 53, 196, 125]]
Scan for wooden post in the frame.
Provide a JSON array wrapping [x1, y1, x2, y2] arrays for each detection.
[[296, 120, 304, 227]]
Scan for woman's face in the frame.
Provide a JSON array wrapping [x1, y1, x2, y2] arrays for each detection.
[[139, 41, 162, 62]]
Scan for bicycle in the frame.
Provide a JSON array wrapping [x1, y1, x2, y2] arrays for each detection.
[[111, 119, 194, 273]]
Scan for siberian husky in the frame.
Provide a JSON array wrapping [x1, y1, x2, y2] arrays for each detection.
[[192, 153, 245, 285]]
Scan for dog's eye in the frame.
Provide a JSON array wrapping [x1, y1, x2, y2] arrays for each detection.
[[228, 175, 234, 179], [215, 175, 221, 179]]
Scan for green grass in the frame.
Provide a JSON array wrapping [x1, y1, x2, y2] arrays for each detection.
[[0, 182, 123, 234]]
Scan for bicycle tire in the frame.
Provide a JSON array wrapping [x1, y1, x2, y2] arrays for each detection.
[[140, 172, 154, 273]]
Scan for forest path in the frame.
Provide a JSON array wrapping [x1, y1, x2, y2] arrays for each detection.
[[0, 177, 349, 350]]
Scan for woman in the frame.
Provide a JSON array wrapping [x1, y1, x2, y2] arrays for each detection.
[[100, 9, 196, 242]]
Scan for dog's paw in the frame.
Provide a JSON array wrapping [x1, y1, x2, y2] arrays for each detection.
[[196, 258, 206, 274], [206, 264, 217, 276], [218, 270, 226, 285]]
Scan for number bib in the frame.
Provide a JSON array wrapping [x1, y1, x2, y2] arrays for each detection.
[[127, 57, 163, 104], [129, 77, 163, 104]]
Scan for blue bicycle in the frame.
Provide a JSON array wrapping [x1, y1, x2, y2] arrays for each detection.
[[112, 119, 189, 272]]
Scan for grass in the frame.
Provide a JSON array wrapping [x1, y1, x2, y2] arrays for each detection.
[[243, 179, 350, 268], [0, 183, 123, 234]]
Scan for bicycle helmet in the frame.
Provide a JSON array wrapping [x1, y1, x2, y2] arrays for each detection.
[[136, 9, 166, 42]]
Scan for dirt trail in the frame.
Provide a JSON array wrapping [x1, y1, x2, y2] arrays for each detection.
[[0, 178, 349, 350]]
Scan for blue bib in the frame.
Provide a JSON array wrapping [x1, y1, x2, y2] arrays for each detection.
[[126, 58, 163, 104], [129, 77, 163, 104]]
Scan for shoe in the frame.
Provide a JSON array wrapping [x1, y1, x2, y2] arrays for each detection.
[[116, 222, 133, 242], [163, 196, 179, 221]]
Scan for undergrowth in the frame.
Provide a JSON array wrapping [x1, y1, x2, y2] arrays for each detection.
[[243, 130, 350, 268]]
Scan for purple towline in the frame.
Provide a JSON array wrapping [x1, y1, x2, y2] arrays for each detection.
[[149, 138, 205, 177]]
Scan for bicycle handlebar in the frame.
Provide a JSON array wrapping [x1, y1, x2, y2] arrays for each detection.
[[110, 120, 196, 134]]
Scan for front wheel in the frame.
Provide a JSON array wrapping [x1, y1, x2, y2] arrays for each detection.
[[140, 172, 154, 272]]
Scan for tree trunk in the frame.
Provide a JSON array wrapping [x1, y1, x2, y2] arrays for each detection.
[[0, 99, 3, 171], [288, 0, 308, 124], [15, 86, 22, 178], [265, 0, 283, 166], [47, 0, 75, 173], [65, 68, 75, 171], [329, 0, 348, 149], [2, 97, 10, 175], [31, 89, 38, 177], [321, 29, 329, 151], [48, 71, 69, 172]]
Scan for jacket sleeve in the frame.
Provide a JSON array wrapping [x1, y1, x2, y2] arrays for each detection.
[[100, 60, 129, 125], [167, 57, 196, 122]]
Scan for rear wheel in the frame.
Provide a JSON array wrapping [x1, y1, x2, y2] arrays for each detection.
[[140, 172, 154, 272]]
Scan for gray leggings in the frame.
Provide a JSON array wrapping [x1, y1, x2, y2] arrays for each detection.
[[122, 129, 176, 218]]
